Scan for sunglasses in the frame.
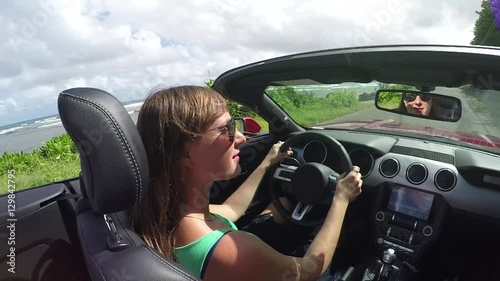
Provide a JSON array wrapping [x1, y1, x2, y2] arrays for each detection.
[[404, 93, 432, 102], [205, 118, 245, 142]]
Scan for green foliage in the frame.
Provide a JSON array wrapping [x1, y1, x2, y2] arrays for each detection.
[[379, 83, 416, 91], [471, 0, 500, 46], [267, 86, 316, 111], [325, 91, 357, 107], [267, 86, 358, 111], [265, 86, 365, 126], [226, 99, 257, 118], [289, 103, 372, 126], [0, 152, 35, 173], [376, 84, 416, 109], [35, 134, 78, 160], [205, 79, 256, 118], [0, 134, 80, 194], [0, 133, 79, 175], [378, 92, 402, 105], [358, 92, 376, 101]]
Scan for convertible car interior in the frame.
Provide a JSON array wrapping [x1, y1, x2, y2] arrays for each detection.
[[1, 45, 500, 281]]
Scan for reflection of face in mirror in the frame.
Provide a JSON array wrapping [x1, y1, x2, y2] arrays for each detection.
[[376, 89, 462, 122], [402, 92, 434, 116]]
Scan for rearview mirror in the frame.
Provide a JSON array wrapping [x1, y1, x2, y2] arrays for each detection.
[[375, 90, 462, 122]]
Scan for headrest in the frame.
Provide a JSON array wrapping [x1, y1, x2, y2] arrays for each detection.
[[58, 88, 149, 214]]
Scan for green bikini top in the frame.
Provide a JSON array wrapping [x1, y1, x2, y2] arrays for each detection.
[[174, 214, 238, 279]]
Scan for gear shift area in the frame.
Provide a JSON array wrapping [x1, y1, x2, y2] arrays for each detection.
[[361, 248, 404, 281], [329, 247, 418, 281]]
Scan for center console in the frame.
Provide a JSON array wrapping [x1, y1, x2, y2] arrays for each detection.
[[334, 184, 449, 281], [371, 183, 448, 265]]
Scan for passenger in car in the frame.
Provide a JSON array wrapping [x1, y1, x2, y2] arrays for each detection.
[[132, 85, 363, 281]]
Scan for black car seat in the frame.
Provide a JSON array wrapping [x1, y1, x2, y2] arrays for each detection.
[[58, 87, 200, 281]]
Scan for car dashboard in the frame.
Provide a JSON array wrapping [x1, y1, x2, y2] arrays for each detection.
[[284, 129, 500, 266], [287, 129, 500, 220]]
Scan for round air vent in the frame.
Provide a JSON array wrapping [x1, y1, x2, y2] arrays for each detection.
[[434, 168, 457, 191], [349, 149, 374, 178], [379, 158, 400, 178], [406, 163, 428, 185]]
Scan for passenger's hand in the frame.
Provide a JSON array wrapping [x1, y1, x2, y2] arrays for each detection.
[[262, 141, 293, 168], [333, 166, 363, 204]]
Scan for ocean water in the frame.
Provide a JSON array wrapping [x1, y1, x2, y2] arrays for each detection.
[[0, 101, 144, 155]]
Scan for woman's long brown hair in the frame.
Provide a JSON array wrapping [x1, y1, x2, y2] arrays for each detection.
[[132, 85, 226, 260]]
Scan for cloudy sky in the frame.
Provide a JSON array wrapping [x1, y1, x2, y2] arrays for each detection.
[[0, 0, 485, 127]]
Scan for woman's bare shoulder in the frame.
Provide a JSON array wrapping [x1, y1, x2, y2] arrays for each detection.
[[175, 217, 234, 247], [203, 230, 296, 281]]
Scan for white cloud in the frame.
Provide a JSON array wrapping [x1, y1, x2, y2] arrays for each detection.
[[0, 98, 24, 115], [0, 0, 484, 126]]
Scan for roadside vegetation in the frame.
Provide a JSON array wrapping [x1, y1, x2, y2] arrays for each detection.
[[465, 0, 500, 124], [2, 81, 375, 194], [266, 86, 372, 125], [460, 84, 499, 124], [376, 91, 401, 109], [0, 134, 80, 195]]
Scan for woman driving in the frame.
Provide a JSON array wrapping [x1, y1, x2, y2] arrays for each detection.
[[132, 85, 363, 281]]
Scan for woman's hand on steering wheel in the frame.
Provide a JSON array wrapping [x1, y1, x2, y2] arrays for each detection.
[[263, 141, 293, 168], [334, 166, 363, 204]]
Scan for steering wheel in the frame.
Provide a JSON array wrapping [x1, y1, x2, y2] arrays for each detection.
[[270, 131, 353, 227]]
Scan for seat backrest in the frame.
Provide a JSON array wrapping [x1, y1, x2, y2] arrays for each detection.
[[58, 88, 200, 281]]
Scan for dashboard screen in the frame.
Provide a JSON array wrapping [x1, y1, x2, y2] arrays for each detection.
[[387, 186, 434, 220]]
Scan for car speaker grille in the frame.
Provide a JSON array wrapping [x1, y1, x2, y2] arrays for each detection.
[[391, 146, 454, 164]]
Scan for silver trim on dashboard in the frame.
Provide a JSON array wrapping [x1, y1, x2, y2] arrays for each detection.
[[349, 148, 374, 178], [379, 157, 400, 178], [406, 163, 428, 185], [434, 168, 457, 191], [423, 225, 434, 237]]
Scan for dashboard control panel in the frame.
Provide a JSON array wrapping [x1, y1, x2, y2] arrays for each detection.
[[371, 183, 448, 262]]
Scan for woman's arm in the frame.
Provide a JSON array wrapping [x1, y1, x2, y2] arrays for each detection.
[[204, 168, 363, 281], [210, 141, 291, 222], [210, 161, 269, 222]]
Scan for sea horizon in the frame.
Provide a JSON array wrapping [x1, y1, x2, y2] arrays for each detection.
[[0, 99, 144, 155]]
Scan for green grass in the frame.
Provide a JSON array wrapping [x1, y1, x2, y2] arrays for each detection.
[[289, 102, 373, 126], [0, 134, 80, 195], [250, 103, 371, 132], [378, 100, 400, 110], [253, 116, 269, 132], [0, 159, 80, 194]]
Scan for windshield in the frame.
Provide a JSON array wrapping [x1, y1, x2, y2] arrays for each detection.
[[265, 81, 500, 154]]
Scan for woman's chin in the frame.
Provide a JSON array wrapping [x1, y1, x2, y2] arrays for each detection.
[[225, 164, 242, 180]]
